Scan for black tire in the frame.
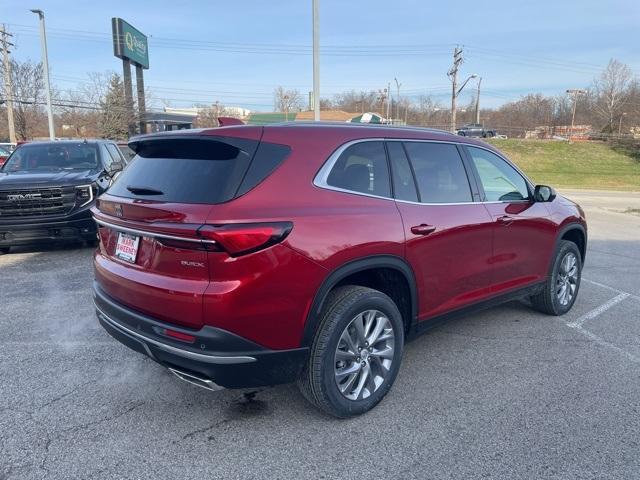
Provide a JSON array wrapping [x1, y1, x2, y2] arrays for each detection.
[[85, 237, 99, 248], [297, 285, 404, 418], [485, 131, 495, 138], [530, 240, 582, 315], [0, 246, 9, 254]]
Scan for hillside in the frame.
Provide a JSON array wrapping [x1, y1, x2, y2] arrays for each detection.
[[487, 139, 640, 191]]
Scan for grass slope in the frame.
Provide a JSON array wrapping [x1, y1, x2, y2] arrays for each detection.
[[487, 139, 640, 191]]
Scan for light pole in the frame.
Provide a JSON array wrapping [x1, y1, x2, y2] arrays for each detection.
[[618, 112, 627, 136], [312, 0, 320, 121], [566, 89, 586, 142], [474, 76, 482, 125], [30, 9, 55, 140], [284, 94, 289, 121], [451, 74, 477, 132], [394, 77, 402, 123]]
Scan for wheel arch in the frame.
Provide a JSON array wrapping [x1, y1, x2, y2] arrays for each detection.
[[301, 255, 418, 347], [554, 223, 587, 270]]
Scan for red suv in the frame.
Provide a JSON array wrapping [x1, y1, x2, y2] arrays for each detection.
[[92, 124, 586, 417]]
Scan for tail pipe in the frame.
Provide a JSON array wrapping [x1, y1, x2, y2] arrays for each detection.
[[168, 367, 225, 392]]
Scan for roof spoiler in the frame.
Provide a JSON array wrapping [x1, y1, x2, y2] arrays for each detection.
[[217, 117, 244, 127]]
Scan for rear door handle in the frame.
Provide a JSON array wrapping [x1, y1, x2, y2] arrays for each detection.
[[410, 224, 436, 236], [497, 215, 514, 226]]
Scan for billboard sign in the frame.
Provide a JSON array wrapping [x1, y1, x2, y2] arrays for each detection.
[[112, 18, 149, 69]]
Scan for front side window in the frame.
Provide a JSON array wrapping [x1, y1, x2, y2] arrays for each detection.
[[466, 147, 529, 202], [326, 141, 391, 198], [403, 142, 472, 203]]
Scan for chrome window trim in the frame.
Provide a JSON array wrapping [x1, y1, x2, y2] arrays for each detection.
[[94, 217, 217, 245], [95, 303, 256, 364], [313, 137, 535, 206]]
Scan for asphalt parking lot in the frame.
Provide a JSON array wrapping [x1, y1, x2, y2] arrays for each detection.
[[1, 190, 639, 480]]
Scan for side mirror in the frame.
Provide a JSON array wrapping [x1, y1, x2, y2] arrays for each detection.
[[534, 184, 556, 202], [109, 161, 124, 174]]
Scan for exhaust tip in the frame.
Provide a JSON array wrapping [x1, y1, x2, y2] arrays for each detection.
[[168, 367, 225, 392]]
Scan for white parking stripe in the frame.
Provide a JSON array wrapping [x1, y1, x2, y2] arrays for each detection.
[[570, 324, 640, 364], [583, 278, 640, 302], [559, 278, 640, 364], [567, 293, 630, 328]]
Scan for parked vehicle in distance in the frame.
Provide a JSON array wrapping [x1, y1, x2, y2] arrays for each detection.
[[0, 140, 127, 253], [457, 123, 497, 138], [0, 145, 10, 167], [92, 123, 587, 417]]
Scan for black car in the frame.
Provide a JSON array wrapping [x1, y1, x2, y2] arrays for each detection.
[[456, 123, 497, 138], [0, 140, 126, 253]]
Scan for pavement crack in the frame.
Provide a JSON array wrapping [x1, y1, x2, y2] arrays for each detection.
[[181, 418, 231, 441]]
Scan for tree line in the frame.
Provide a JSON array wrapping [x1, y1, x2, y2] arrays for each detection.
[[1, 58, 638, 141]]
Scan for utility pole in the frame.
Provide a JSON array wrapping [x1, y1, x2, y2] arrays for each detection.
[[394, 77, 402, 123], [387, 81, 391, 123], [0, 25, 16, 143], [475, 76, 482, 125], [312, 0, 320, 121], [566, 89, 586, 142], [448, 47, 463, 133], [377, 88, 387, 118], [30, 9, 55, 140]]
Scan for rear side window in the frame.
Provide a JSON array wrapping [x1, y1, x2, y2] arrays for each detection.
[[386, 141, 418, 202], [403, 142, 472, 203], [108, 136, 266, 204], [326, 141, 391, 198]]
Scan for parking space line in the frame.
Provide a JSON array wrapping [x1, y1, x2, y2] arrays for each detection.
[[567, 292, 630, 328], [568, 324, 640, 364], [583, 278, 640, 302], [559, 278, 640, 365]]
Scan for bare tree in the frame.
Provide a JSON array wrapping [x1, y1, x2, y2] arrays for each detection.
[[591, 59, 633, 132], [273, 86, 303, 112], [0, 59, 46, 140], [194, 103, 229, 128]]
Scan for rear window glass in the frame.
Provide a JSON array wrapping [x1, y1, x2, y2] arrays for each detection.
[[108, 136, 290, 204], [108, 137, 258, 204]]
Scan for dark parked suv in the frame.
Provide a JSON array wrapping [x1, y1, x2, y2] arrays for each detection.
[[0, 140, 126, 253], [92, 124, 586, 417]]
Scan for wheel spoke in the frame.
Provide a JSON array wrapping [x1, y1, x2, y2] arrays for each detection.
[[363, 310, 376, 338], [340, 327, 359, 355], [340, 372, 359, 394], [335, 362, 361, 380], [367, 317, 386, 346], [353, 364, 370, 400], [353, 313, 366, 344], [371, 345, 394, 359], [335, 349, 356, 361]]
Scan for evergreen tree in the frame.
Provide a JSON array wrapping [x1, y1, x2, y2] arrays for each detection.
[[99, 74, 130, 139]]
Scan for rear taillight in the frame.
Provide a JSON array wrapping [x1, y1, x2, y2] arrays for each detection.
[[198, 222, 293, 257]]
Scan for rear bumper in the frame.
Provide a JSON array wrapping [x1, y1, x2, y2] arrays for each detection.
[[93, 282, 308, 389], [0, 210, 96, 246]]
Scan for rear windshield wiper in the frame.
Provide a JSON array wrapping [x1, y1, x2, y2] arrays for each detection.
[[126, 185, 164, 195]]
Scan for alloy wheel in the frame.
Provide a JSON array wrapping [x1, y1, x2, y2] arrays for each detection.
[[556, 252, 579, 306], [333, 309, 395, 401]]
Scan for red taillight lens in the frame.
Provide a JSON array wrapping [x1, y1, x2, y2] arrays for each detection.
[[198, 222, 293, 257]]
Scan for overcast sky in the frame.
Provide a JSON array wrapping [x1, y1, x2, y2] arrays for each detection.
[[2, 0, 638, 111]]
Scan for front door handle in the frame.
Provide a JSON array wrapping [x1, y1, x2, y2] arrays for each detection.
[[497, 215, 514, 226], [411, 224, 436, 236]]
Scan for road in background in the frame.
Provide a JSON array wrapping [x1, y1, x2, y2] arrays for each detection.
[[1, 190, 639, 479]]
